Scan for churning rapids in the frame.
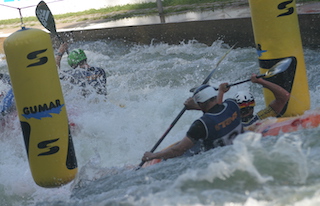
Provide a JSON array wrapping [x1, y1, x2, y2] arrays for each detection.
[[0, 39, 320, 206]]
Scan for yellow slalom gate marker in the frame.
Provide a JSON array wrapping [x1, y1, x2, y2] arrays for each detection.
[[4, 28, 77, 188], [249, 0, 310, 116]]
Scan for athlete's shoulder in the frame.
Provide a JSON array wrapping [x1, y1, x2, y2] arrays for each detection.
[[225, 98, 237, 105]]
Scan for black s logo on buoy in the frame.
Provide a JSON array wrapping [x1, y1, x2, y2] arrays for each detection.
[[27, 49, 48, 67], [38, 138, 60, 156], [277, 0, 294, 17]]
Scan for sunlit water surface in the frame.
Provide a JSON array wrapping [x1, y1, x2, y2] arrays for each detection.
[[0, 39, 320, 206]]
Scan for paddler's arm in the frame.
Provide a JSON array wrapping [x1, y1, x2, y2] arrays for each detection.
[[217, 83, 229, 104], [251, 74, 290, 114], [142, 136, 194, 161], [55, 42, 68, 68]]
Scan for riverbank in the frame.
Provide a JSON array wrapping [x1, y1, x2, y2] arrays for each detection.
[[1, 1, 320, 37], [1, 1, 320, 54], [0, 0, 246, 35]]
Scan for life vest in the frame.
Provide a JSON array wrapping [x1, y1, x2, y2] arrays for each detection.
[[0, 74, 14, 115], [199, 99, 243, 151], [60, 67, 107, 96], [0, 88, 15, 115]]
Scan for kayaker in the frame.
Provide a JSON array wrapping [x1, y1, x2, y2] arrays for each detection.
[[142, 83, 243, 162], [233, 74, 290, 128], [55, 43, 107, 96], [0, 73, 11, 85], [0, 74, 15, 115], [0, 88, 14, 115]]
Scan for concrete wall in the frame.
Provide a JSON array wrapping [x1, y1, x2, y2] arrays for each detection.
[[54, 13, 320, 49], [58, 17, 254, 48], [1, 13, 320, 54]]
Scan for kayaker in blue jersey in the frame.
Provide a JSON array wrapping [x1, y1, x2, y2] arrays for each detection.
[[142, 83, 243, 162], [233, 74, 290, 128], [0, 88, 14, 115], [55, 43, 107, 96], [0, 74, 15, 115], [0, 73, 11, 85]]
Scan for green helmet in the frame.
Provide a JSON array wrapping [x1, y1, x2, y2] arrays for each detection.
[[67, 49, 87, 67]]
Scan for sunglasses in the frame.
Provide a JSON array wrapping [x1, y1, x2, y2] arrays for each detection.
[[240, 107, 253, 115]]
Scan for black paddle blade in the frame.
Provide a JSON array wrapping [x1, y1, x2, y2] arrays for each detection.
[[227, 57, 292, 88], [36, 1, 57, 34]]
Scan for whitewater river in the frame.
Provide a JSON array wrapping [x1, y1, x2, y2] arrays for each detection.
[[0, 39, 320, 206]]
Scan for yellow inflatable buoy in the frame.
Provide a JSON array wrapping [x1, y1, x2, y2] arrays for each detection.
[[249, 0, 310, 116], [4, 28, 77, 188]]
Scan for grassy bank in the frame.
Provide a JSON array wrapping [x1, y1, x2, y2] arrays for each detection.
[[0, 0, 318, 29], [0, 0, 239, 25]]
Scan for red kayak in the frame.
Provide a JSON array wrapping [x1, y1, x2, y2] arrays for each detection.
[[142, 109, 320, 168], [251, 110, 320, 136]]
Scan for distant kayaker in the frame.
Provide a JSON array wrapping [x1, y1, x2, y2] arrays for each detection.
[[233, 74, 290, 128], [55, 43, 107, 97], [0, 74, 15, 115], [142, 83, 244, 162]]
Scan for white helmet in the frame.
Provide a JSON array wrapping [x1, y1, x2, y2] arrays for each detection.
[[193, 85, 217, 103], [234, 91, 255, 109]]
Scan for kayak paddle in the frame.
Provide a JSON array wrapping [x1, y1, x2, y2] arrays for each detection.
[[227, 57, 292, 88], [35, 1, 68, 54]]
